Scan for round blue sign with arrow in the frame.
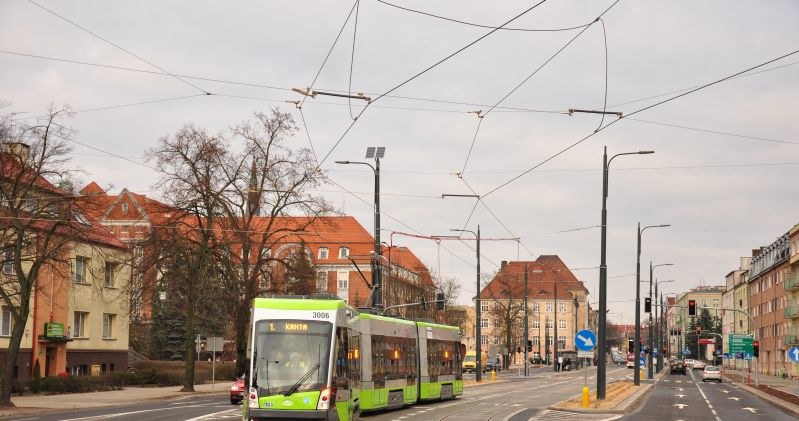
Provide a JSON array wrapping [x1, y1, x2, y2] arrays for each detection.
[[789, 347, 799, 363], [575, 329, 597, 351]]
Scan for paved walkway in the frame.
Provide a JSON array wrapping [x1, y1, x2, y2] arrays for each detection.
[[0, 383, 226, 418], [724, 368, 799, 396]]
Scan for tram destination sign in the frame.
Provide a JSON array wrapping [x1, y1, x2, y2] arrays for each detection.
[[728, 334, 753, 354]]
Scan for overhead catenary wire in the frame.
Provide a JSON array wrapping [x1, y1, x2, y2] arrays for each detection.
[[300, 0, 361, 108], [377, 0, 593, 32], [313, 0, 551, 167], [481, 48, 799, 199], [348, 0, 361, 120], [456, 0, 620, 175], [26, 0, 209, 95]]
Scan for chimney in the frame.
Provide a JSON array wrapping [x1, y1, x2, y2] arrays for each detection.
[[3, 142, 30, 166], [501, 260, 507, 270]]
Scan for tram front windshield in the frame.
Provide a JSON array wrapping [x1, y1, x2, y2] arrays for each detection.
[[252, 320, 332, 395]]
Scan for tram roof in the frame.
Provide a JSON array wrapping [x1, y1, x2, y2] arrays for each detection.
[[253, 296, 348, 310]]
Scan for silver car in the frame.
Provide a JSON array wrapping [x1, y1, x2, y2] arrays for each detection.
[[701, 366, 722, 382]]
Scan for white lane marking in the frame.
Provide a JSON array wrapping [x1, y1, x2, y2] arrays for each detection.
[[693, 373, 722, 421], [58, 404, 217, 421], [184, 409, 240, 421], [728, 397, 740, 401], [675, 394, 686, 398], [743, 407, 758, 413], [501, 407, 528, 421], [674, 403, 688, 409]]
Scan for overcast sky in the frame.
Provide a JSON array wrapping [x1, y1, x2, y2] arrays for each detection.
[[2, 1, 798, 325]]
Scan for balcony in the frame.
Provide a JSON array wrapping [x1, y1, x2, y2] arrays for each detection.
[[786, 274, 799, 291], [786, 334, 799, 346], [784, 305, 799, 319]]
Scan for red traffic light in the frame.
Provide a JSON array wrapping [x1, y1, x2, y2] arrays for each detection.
[[688, 299, 696, 316]]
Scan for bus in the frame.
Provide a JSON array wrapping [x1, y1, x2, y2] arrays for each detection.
[[243, 296, 464, 421]]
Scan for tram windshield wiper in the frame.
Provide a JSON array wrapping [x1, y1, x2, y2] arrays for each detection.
[[285, 362, 320, 396]]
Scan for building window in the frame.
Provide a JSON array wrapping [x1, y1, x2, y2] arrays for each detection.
[[481, 318, 489, 328], [2, 247, 15, 275], [102, 313, 115, 339], [121, 203, 128, 213], [546, 302, 553, 312], [532, 337, 540, 347], [532, 302, 540, 312], [481, 302, 489, 312], [545, 319, 553, 329], [559, 302, 566, 312], [104, 262, 118, 287], [532, 319, 540, 329], [73, 311, 89, 338], [74, 256, 89, 283], [318, 247, 329, 259], [558, 336, 566, 349], [337, 270, 349, 290], [316, 270, 328, 292], [481, 335, 488, 345], [1, 306, 13, 336], [558, 319, 566, 329], [547, 336, 554, 346], [493, 318, 500, 328], [338, 247, 349, 259], [701, 299, 707, 307]]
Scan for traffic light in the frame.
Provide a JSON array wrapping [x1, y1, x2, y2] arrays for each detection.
[[688, 299, 696, 316], [419, 296, 427, 310], [644, 297, 651, 313], [628, 338, 634, 353], [696, 325, 701, 335], [435, 292, 445, 310], [527, 340, 533, 352], [753, 340, 759, 358]]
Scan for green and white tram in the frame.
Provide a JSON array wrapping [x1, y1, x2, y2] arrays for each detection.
[[243, 296, 463, 421]]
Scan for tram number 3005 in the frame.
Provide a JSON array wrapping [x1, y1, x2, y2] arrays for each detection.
[[312, 312, 330, 319]]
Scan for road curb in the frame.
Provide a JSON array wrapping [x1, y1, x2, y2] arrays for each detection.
[[547, 367, 666, 414], [725, 376, 799, 415]]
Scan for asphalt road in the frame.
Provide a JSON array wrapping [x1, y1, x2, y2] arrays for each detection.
[[618, 367, 797, 421]]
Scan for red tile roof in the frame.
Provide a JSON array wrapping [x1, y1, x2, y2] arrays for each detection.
[[480, 256, 587, 300]]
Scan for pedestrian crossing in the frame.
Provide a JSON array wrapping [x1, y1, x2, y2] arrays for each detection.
[[529, 409, 623, 421]]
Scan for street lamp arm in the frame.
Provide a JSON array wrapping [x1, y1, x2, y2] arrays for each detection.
[[608, 150, 654, 166], [335, 160, 375, 173]]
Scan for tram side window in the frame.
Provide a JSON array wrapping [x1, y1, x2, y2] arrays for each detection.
[[371, 334, 417, 382], [427, 340, 459, 377]]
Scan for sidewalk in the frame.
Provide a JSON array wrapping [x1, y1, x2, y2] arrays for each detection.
[[723, 368, 799, 415], [1, 383, 227, 418]]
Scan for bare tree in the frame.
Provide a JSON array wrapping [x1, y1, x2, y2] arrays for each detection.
[[0, 106, 105, 406], [146, 124, 234, 391], [484, 273, 525, 369], [213, 109, 332, 376], [433, 273, 464, 325]]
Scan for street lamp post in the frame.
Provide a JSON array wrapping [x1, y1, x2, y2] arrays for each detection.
[[648, 264, 673, 378], [335, 147, 385, 310], [597, 147, 654, 399], [653, 279, 674, 373], [635, 223, 669, 386]]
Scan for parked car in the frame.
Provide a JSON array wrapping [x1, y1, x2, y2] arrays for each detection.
[[692, 360, 707, 370], [684, 359, 696, 368], [670, 359, 687, 375], [626, 354, 635, 369], [701, 365, 722, 382], [486, 358, 502, 372], [230, 377, 246, 404]]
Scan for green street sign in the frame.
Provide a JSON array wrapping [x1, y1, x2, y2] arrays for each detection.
[[44, 322, 65, 337], [729, 334, 753, 353]]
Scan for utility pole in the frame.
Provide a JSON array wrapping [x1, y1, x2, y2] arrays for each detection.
[[524, 264, 529, 376], [554, 279, 559, 372]]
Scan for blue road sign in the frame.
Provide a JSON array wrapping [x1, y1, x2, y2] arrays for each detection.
[[744, 352, 753, 361], [684, 347, 691, 356], [723, 352, 729, 359], [789, 347, 799, 363], [639, 357, 646, 366], [575, 330, 597, 351], [653, 349, 658, 357]]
